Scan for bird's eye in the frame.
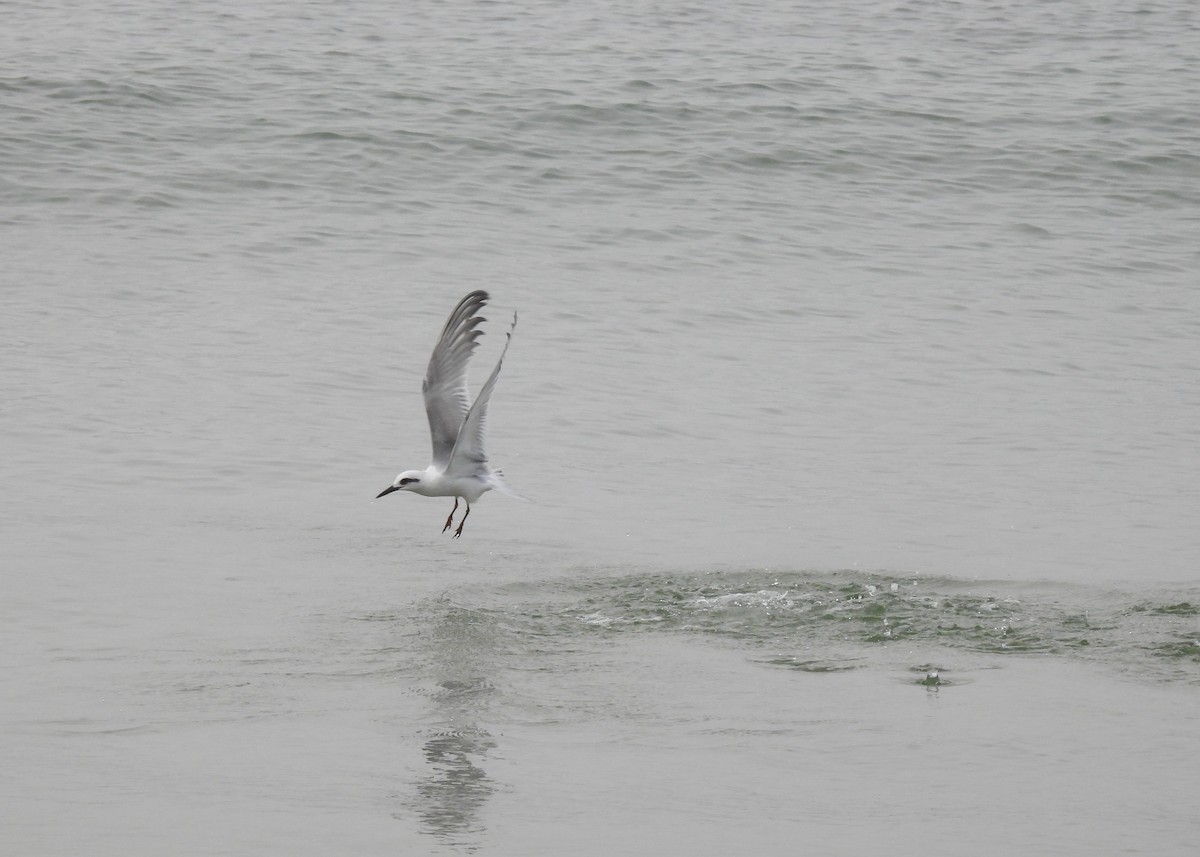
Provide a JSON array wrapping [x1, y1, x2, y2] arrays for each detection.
[[400, 477, 419, 486]]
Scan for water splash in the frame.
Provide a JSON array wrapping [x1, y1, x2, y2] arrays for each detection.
[[479, 569, 1200, 685]]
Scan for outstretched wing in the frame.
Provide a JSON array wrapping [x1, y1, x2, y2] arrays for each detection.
[[446, 310, 517, 477], [422, 290, 489, 470]]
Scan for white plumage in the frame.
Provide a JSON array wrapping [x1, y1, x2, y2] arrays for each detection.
[[375, 290, 520, 537]]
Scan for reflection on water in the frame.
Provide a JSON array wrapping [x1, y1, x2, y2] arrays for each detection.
[[386, 570, 1199, 850], [401, 602, 504, 851], [414, 722, 496, 850]]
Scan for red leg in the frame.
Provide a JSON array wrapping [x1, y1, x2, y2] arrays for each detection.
[[442, 497, 459, 533], [453, 502, 471, 538]]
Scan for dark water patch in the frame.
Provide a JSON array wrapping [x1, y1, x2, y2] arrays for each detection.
[[1141, 601, 1199, 616], [1150, 636, 1200, 661], [760, 656, 863, 673]]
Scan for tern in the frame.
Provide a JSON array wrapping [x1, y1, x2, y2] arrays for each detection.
[[375, 290, 520, 537]]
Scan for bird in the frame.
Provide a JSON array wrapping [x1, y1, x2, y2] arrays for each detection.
[[375, 290, 521, 537]]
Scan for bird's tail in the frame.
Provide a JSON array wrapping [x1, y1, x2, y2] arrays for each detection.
[[488, 469, 530, 502]]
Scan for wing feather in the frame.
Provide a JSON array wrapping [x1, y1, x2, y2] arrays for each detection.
[[422, 290, 489, 469], [446, 310, 517, 477]]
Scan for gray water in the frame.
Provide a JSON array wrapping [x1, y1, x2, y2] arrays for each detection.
[[3, 0, 1199, 853]]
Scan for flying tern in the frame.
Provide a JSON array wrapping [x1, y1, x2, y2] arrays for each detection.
[[375, 290, 520, 537]]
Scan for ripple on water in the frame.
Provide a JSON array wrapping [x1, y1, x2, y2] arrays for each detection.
[[460, 569, 1200, 685]]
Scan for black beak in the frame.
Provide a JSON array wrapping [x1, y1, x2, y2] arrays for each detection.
[[376, 485, 400, 499]]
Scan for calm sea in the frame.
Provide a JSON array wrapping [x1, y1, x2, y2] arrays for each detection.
[[3, 1, 1198, 854]]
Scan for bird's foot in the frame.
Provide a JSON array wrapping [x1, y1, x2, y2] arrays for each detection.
[[442, 498, 460, 533], [452, 502, 470, 538]]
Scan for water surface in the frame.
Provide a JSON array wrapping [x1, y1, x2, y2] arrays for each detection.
[[3, 0, 1199, 853]]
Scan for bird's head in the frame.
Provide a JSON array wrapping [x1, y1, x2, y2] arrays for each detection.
[[376, 470, 424, 499]]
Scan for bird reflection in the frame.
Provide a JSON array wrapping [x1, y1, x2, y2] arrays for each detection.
[[399, 604, 503, 852], [413, 722, 496, 849]]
